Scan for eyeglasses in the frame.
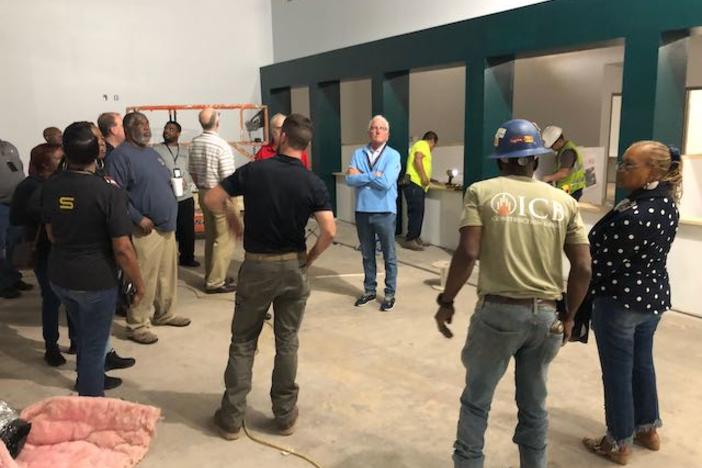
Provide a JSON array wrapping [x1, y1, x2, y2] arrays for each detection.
[[617, 160, 639, 171], [370, 126, 388, 131]]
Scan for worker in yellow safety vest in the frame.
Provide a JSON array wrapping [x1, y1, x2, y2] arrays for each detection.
[[541, 125, 587, 201]]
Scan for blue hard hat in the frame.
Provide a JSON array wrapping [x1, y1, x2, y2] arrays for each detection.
[[489, 119, 552, 159]]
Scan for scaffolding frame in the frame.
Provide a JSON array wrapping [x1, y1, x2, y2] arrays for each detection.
[[125, 103, 269, 160]]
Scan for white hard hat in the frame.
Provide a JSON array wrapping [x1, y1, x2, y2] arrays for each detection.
[[541, 125, 563, 148]]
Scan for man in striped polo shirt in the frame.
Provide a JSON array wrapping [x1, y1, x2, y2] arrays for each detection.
[[189, 109, 238, 293]]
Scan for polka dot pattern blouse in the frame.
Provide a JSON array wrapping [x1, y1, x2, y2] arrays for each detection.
[[588, 184, 679, 315]]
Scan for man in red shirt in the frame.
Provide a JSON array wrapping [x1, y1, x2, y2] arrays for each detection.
[[255, 113, 310, 169]]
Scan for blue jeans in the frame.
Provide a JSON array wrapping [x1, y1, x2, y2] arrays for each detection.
[[51, 283, 117, 397], [0, 204, 21, 290], [403, 182, 425, 241], [591, 297, 662, 447], [354, 212, 397, 298], [34, 255, 75, 350], [454, 298, 562, 468]]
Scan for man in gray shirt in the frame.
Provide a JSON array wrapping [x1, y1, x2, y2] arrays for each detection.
[[153, 121, 198, 268], [0, 139, 31, 298]]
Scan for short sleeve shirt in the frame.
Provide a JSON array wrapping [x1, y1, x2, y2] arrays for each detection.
[[42, 171, 132, 290], [406, 140, 433, 191], [0, 140, 24, 204], [460, 175, 588, 300], [558, 149, 577, 169], [221, 154, 331, 253]]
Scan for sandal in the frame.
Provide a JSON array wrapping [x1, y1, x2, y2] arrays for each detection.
[[583, 435, 631, 465]]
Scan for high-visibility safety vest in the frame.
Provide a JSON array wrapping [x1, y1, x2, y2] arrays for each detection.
[[556, 140, 586, 194]]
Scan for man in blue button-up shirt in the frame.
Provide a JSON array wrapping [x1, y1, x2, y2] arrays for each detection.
[[346, 115, 401, 311]]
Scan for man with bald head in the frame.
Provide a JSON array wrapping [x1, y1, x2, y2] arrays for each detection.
[[189, 108, 237, 293], [106, 112, 191, 344], [97, 112, 125, 157], [255, 113, 310, 169], [43, 127, 62, 145]]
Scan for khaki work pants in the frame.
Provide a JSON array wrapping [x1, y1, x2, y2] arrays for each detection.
[[128, 229, 178, 331], [198, 189, 238, 289]]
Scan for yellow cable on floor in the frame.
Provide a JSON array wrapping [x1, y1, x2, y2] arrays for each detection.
[[241, 420, 324, 468], [180, 285, 322, 466]]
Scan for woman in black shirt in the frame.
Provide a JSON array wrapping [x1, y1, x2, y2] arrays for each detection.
[[42, 122, 145, 397], [582, 141, 682, 464], [10, 143, 75, 366]]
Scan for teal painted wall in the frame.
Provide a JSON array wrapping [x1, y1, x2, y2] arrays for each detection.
[[261, 0, 702, 197]]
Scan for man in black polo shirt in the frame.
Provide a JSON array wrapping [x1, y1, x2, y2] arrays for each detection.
[[205, 114, 336, 440]]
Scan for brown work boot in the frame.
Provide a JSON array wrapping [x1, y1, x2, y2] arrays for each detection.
[[128, 328, 159, 345], [213, 410, 241, 440], [153, 316, 191, 327], [634, 429, 660, 451], [583, 436, 631, 465], [401, 239, 424, 251], [276, 407, 298, 436]]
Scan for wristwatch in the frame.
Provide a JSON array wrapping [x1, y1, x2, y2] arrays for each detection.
[[436, 293, 454, 309]]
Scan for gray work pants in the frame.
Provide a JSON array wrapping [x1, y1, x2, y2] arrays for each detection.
[[218, 254, 310, 429]]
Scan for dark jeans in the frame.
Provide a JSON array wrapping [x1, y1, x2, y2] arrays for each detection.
[[33, 254, 75, 350], [403, 182, 425, 241], [355, 212, 397, 298], [0, 203, 21, 290], [591, 297, 662, 446], [51, 283, 117, 397], [176, 197, 196, 263], [454, 298, 562, 468], [219, 255, 310, 429]]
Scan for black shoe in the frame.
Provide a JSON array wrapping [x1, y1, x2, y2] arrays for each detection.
[[14, 280, 33, 291], [104, 374, 122, 390], [206, 283, 237, 294], [105, 349, 136, 371], [66, 342, 77, 355], [180, 259, 201, 267], [44, 348, 66, 367], [354, 293, 376, 307], [0, 288, 20, 299], [380, 297, 396, 312], [74, 374, 122, 391]]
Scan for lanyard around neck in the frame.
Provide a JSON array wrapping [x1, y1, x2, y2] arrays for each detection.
[[365, 144, 387, 170], [165, 143, 180, 163]]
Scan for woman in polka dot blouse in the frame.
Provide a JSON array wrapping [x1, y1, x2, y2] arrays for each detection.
[[582, 141, 683, 465]]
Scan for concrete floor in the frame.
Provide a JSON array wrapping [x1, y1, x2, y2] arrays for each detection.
[[1, 221, 701, 468]]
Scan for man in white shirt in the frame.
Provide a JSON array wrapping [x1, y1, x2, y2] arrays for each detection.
[[189, 109, 237, 293]]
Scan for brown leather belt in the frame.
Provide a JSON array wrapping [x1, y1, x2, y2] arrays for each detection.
[[484, 294, 556, 308], [245, 252, 305, 262]]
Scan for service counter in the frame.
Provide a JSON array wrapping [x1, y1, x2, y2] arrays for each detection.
[[334, 173, 465, 250]]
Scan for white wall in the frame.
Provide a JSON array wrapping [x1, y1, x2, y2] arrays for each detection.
[[0, 0, 273, 165], [410, 66, 466, 144], [513, 45, 625, 147], [341, 79, 372, 145], [271, 0, 551, 62]]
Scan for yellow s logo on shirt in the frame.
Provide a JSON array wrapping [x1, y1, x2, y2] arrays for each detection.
[[59, 196, 75, 210]]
